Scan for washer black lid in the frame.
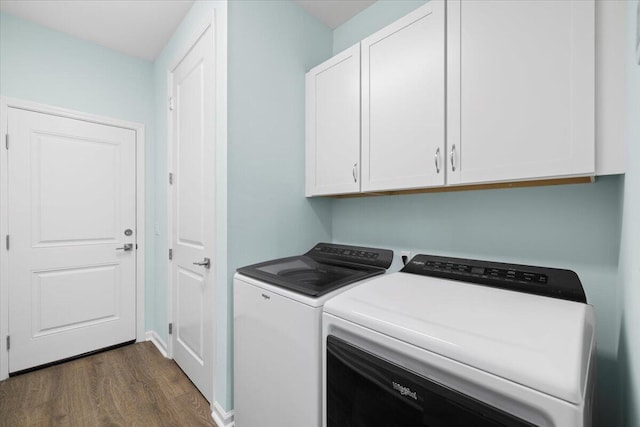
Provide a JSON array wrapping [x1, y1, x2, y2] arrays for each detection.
[[236, 243, 393, 297]]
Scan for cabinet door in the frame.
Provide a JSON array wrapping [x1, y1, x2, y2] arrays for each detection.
[[305, 45, 360, 196], [447, 0, 595, 185], [361, 1, 446, 192]]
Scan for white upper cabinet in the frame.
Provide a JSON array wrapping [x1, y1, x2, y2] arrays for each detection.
[[361, 1, 446, 192], [306, 45, 361, 196], [447, 0, 595, 185], [304, 0, 610, 197]]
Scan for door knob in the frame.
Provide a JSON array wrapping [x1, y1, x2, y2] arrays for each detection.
[[193, 257, 211, 269], [116, 243, 133, 251]]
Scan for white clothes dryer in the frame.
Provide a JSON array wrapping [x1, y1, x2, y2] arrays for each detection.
[[323, 254, 596, 427]]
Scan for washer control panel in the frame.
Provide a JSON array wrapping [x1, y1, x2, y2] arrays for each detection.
[[308, 243, 393, 269]]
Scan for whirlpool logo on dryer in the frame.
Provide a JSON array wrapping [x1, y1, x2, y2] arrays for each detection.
[[392, 382, 418, 400]]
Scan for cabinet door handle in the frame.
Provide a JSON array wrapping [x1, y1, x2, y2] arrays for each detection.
[[450, 144, 456, 172], [434, 147, 441, 174], [352, 162, 358, 183]]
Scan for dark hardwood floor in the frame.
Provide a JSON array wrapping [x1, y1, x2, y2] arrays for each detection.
[[0, 341, 217, 427]]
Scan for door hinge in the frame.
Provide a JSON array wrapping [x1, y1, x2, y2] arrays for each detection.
[[169, 323, 173, 335], [5, 235, 8, 250], [169, 97, 174, 111], [169, 172, 173, 185], [6, 336, 9, 351], [4, 134, 8, 150], [169, 248, 173, 260]]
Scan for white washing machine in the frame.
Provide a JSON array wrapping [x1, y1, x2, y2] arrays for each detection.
[[233, 243, 393, 427], [323, 254, 596, 427]]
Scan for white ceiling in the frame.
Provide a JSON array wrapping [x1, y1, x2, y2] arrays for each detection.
[[0, 0, 375, 61], [0, 0, 195, 61], [293, 0, 375, 29]]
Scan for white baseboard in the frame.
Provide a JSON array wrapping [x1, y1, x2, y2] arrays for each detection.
[[211, 400, 234, 427], [145, 330, 168, 357]]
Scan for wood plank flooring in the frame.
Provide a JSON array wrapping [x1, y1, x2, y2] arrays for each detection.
[[0, 341, 217, 427]]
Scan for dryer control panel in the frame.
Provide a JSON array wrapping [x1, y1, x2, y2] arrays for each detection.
[[401, 254, 586, 303]]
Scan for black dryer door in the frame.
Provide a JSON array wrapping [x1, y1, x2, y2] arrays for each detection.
[[326, 336, 536, 427]]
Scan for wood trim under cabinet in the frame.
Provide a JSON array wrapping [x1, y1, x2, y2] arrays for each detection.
[[331, 176, 595, 198]]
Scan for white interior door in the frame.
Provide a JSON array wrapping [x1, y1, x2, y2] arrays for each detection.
[[7, 107, 137, 373], [170, 24, 215, 403]]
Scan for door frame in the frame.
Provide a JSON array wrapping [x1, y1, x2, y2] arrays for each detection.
[[0, 96, 146, 380], [166, 10, 218, 402]]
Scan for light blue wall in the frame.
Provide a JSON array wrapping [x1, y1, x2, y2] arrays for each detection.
[[619, 1, 640, 425], [330, 1, 628, 425], [227, 0, 332, 276], [0, 12, 157, 331], [226, 0, 332, 408], [0, 13, 153, 124]]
